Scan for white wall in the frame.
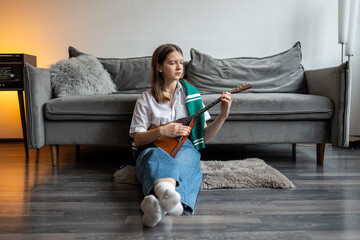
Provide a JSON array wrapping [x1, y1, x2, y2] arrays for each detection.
[[1, 0, 359, 137]]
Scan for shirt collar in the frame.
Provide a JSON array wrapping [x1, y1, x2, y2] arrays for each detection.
[[175, 81, 184, 96]]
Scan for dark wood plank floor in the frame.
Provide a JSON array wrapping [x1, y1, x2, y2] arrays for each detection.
[[0, 142, 360, 240]]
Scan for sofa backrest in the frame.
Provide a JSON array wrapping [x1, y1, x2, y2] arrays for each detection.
[[69, 47, 151, 94], [69, 42, 306, 95], [184, 42, 307, 94]]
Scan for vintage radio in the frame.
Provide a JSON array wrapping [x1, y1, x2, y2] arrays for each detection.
[[0, 54, 37, 90]]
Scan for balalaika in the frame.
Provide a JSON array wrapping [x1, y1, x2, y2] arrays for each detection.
[[152, 83, 252, 157]]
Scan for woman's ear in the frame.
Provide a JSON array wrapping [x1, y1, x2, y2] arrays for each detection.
[[157, 63, 162, 73]]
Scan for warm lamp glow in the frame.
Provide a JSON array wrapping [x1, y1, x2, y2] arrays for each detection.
[[0, 31, 28, 138], [0, 92, 23, 138], [0, 9, 53, 139]]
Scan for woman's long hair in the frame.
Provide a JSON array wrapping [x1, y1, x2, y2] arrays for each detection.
[[151, 44, 183, 103]]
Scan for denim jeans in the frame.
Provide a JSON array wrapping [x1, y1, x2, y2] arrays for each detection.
[[135, 139, 203, 214]]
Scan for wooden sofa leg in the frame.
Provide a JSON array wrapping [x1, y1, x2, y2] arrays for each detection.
[[50, 145, 59, 167], [76, 145, 80, 159], [316, 143, 325, 165], [292, 144, 296, 160]]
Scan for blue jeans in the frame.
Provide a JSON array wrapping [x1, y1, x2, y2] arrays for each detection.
[[135, 139, 203, 214]]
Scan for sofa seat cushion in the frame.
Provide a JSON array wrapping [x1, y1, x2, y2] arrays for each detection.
[[45, 94, 140, 121], [202, 93, 333, 120], [45, 93, 333, 122]]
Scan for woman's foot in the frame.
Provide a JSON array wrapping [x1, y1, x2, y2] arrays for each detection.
[[155, 181, 184, 216], [159, 189, 183, 215], [140, 195, 164, 227]]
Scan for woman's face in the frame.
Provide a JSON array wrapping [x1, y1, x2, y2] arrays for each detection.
[[158, 51, 183, 82]]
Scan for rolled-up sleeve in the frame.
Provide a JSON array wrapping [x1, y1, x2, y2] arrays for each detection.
[[202, 103, 211, 121], [204, 110, 211, 121], [129, 98, 151, 138]]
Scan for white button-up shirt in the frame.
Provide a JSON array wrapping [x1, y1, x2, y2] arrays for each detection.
[[129, 83, 211, 138]]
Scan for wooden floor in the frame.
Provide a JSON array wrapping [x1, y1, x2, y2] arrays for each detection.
[[0, 142, 360, 240]]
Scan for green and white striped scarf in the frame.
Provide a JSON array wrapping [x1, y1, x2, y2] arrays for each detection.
[[179, 80, 206, 151]]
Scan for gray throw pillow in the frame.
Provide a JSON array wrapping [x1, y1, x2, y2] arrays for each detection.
[[185, 42, 306, 94], [50, 54, 117, 97], [69, 46, 151, 94]]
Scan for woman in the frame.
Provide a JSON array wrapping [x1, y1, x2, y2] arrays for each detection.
[[129, 44, 231, 227]]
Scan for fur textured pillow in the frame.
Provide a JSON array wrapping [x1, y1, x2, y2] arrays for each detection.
[[50, 54, 117, 97], [68, 46, 151, 94]]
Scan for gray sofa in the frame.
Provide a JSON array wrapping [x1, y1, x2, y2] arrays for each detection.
[[24, 42, 351, 166]]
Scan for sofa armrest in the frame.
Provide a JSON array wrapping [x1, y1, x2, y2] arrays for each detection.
[[305, 62, 350, 147], [24, 64, 52, 148]]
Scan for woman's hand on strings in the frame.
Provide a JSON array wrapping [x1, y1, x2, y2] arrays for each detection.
[[219, 91, 232, 119], [160, 123, 191, 137]]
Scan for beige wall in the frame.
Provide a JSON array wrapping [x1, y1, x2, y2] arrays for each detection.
[[0, 0, 359, 138]]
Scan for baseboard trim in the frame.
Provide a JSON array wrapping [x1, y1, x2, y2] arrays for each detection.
[[0, 138, 24, 143], [349, 136, 360, 149]]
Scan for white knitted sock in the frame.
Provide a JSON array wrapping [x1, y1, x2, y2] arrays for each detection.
[[167, 200, 184, 216], [154, 181, 175, 199], [155, 182, 183, 214], [140, 195, 164, 227]]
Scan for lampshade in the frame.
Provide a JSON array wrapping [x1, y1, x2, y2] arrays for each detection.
[[339, 0, 351, 43], [345, 0, 360, 56]]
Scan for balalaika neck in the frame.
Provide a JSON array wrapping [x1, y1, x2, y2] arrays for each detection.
[[179, 83, 251, 125], [181, 96, 222, 125]]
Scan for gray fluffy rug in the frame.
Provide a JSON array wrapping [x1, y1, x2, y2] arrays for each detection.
[[113, 158, 295, 189]]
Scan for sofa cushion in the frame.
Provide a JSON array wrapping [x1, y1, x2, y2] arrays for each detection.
[[45, 92, 333, 122], [185, 42, 306, 94], [45, 94, 140, 121], [50, 54, 117, 97], [202, 93, 333, 120], [69, 46, 151, 94]]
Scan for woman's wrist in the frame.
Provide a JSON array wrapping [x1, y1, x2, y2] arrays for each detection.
[[134, 127, 162, 146], [158, 126, 164, 137], [218, 112, 229, 121]]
